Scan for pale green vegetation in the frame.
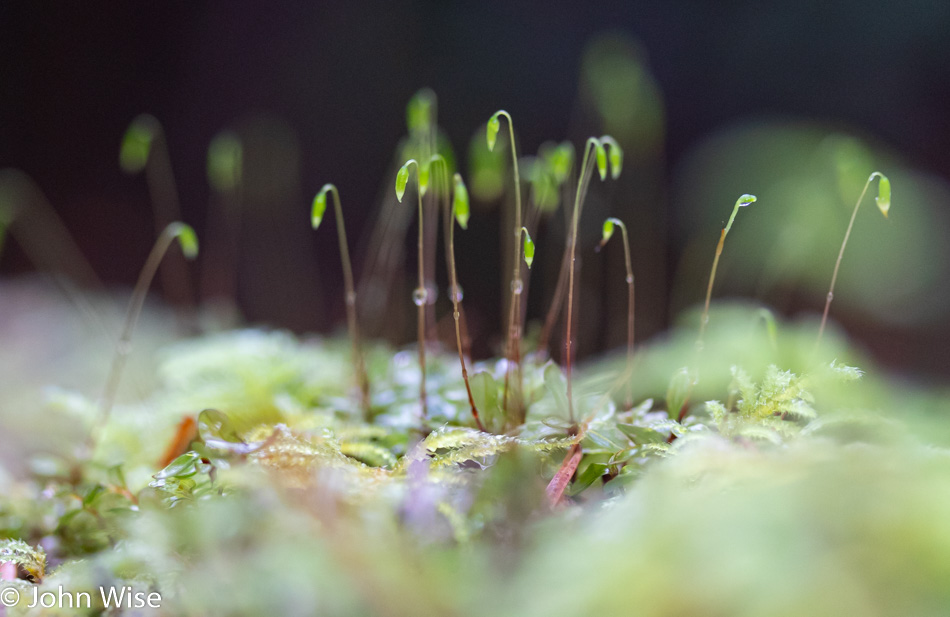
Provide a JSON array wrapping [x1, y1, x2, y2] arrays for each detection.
[[4, 85, 948, 617]]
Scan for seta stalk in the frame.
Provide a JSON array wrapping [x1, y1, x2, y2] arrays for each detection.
[[564, 136, 622, 421], [487, 110, 527, 423], [439, 156, 487, 431], [312, 183, 371, 419], [120, 115, 195, 318], [816, 171, 890, 345], [94, 222, 199, 449], [395, 158, 430, 420], [697, 193, 757, 349], [598, 216, 635, 409]]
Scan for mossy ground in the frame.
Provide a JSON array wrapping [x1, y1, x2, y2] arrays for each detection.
[[2, 285, 948, 616]]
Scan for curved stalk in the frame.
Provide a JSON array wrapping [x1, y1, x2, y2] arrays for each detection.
[[312, 184, 371, 418], [429, 154, 485, 431], [697, 194, 757, 349], [96, 222, 198, 443], [0, 169, 107, 330], [120, 115, 195, 318], [396, 159, 429, 420], [564, 137, 619, 421], [488, 110, 526, 423], [537, 144, 576, 361], [817, 172, 890, 344], [598, 217, 635, 409]]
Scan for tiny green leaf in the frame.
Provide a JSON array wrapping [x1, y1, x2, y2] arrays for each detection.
[[875, 173, 890, 218], [543, 362, 570, 418], [395, 162, 412, 202], [665, 367, 693, 421], [171, 222, 199, 259], [197, 408, 241, 444], [311, 186, 329, 229], [0, 539, 47, 582], [521, 227, 535, 268], [595, 141, 608, 181], [154, 452, 201, 480], [119, 115, 158, 174], [617, 424, 667, 445], [469, 372, 499, 417], [453, 173, 470, 229], [487, 113, 501, 151]]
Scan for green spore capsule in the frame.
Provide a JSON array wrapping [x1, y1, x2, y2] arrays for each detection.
[[395, 162, 412, 202], [876, 174, 891, 218], [119, 114, 159, 174], [521, 227, 535, 268], [487, 113, 502, 151], [453, 173, 471, 229], [311, 185, 330, 229], [600, 136, 623, 180], [171, 222, 199, 259]]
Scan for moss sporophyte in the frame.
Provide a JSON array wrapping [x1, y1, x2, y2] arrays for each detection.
[[697, 193, 756, 349], [312, 183, 371, 418], [93, 222, 198, 453], [816, 172, 890, 345], [564, 136, 622, 421], [487, 110, 529, 424], [598, 216, 634, 408], [396, 158, 431, 420], [0, 87, 913, 617]]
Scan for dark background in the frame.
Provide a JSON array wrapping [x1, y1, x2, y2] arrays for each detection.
[[2, 1, 949, 379]]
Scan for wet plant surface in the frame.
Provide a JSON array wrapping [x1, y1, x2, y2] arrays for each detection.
[[1, 91, 949, 616]]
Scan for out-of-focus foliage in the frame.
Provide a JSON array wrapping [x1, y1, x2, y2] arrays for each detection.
[[2, 299, 949, 614], [673, 123, 950, 325], [2, 66, 949, 615], [581, 33, 665, 161]]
